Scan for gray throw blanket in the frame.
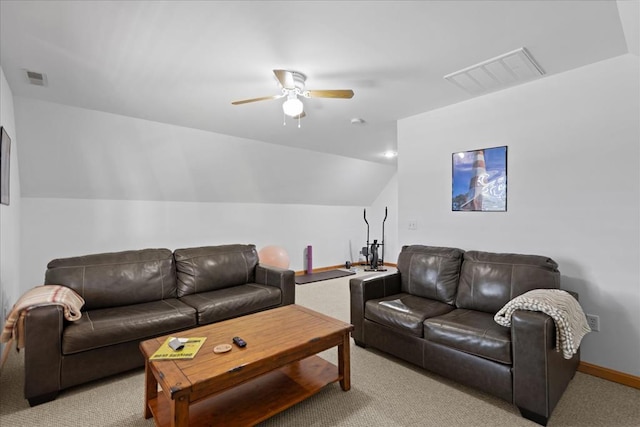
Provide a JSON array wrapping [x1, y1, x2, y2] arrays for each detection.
[[494, 289, 591, 359]]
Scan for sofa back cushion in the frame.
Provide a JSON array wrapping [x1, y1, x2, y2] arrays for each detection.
[[44, 248, 177, 310], [456, 250, 560, 314], [397, 245, 464, 305], [174, 244, 259, 297]]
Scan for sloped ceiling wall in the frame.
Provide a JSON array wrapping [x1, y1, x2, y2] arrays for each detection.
[[617, 0, 639, 56], [10, 1, 637, 206], [16, 97, 396, 206]]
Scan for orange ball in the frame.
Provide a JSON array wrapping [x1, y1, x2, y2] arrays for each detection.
[[258, 246, 290, 269]]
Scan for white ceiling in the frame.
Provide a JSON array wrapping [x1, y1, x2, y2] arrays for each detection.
[[0, 1, 633, 165]]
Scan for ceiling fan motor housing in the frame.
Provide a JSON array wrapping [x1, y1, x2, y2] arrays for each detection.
[[286, 71, 306, 95]]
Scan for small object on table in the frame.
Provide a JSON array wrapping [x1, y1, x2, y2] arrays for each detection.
[[232, 336, 247, 348], [168, 338, 185, 351], [213, 344, 232, 354]]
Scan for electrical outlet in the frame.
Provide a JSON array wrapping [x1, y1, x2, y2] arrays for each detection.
[[586, 314, 600, 332], [408, 220, 418, 230]]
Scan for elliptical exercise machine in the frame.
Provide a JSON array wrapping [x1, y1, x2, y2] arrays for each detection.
[[363, 207, 388, 272]]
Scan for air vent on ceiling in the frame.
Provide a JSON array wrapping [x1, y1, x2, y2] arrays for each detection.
[[25, 70, 48, 86], [444, 47, 544, 95]]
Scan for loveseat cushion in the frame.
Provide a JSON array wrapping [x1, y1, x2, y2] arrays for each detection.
[[179, 283, 281, 325], [455, 251, 560, 314], [45, 249, 177, 310], [397, 245, 464, 305], [174, 244, 259, 297], [424, 309, 512, 364], [365, 293, 455, 337], [62, 299, 197, 354]]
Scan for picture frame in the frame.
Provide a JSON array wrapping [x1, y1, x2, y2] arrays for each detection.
[[1, 126, 11, 206], [452, 145, 507, 212]]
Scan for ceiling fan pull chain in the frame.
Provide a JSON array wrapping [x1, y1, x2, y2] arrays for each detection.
[[298, 115, 301, 129], [283, 111, 286, 126]]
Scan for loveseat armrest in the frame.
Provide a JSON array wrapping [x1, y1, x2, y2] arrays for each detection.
[[349, 272, 401, 344], [512, 309, 580, 425], [24, 305, 64, 406], [255, 264, 296, 306]]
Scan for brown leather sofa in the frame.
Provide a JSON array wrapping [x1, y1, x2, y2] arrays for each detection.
[[350, 245, 579, 426], [24, 244, 295, 406]]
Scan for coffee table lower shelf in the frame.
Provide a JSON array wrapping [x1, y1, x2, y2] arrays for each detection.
[[148, 355, 340, 427]]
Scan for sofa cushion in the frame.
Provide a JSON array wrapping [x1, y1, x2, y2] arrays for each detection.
[[45, 248, 177, 310], [174, 244, 259, 297], [179, 283, 281, 325], [455, 251, 560, 314], [424, 309, 512, 364], [365, 293, 455, 337], [62, 299, 197, 355], [397, 245, 464, 305]]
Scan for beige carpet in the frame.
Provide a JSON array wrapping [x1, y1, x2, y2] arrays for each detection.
[[1, 268, 639, 426]]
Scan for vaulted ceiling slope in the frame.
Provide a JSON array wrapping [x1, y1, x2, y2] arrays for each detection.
[[1, 1, 632, 161], [0, 1, 635, 205], [13, 96, 396, 205]]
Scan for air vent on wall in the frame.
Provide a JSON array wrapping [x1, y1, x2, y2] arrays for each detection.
[[444, 47, 544, 95], [24, 69, 47, 86]]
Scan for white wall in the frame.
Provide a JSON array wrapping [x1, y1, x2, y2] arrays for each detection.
[[398, 54, 640, 376], [0, 67, 22, 350], [20, 197, 368, 290]]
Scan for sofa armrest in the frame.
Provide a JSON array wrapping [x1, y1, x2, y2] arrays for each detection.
[[255, 264, 295, 306], [24, 305, 64, 406], [511, 309, 580, 425], [349, 272, 401, 344]]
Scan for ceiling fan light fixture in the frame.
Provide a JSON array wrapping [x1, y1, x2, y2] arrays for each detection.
[[232, 70, 353, 123], [282, 97, 304, 117]]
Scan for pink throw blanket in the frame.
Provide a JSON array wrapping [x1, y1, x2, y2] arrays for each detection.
[[1, 285, 84, 367]]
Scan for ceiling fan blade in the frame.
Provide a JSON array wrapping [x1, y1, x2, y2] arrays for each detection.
[[305, 89, 354, 99], [273, 69, 295, 89], [231, 94, 284, 105]]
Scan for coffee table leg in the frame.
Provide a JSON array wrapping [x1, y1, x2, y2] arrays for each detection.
[[170, 395, 190, 427], [144, 359, 157, 419], [338, 333, 351, 391]]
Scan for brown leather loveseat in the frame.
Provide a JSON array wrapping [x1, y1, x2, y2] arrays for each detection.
[[350, 245, 580, 426], [24, 244, 295, 406]]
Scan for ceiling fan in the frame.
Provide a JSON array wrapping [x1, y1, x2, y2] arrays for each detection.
[[232, 70, 354, 121]]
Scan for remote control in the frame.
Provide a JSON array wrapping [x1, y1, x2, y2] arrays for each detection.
[[232, 336, 247, 348]]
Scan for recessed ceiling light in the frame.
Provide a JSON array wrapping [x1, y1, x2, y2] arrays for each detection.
[[350, 118, 365, 125], [383, 150, 397, 159]]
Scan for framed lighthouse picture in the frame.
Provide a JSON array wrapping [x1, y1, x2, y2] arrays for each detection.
[[452, 146, 507, 212]]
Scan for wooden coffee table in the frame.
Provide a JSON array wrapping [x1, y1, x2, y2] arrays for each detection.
[[139, 304, 354, 427]]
